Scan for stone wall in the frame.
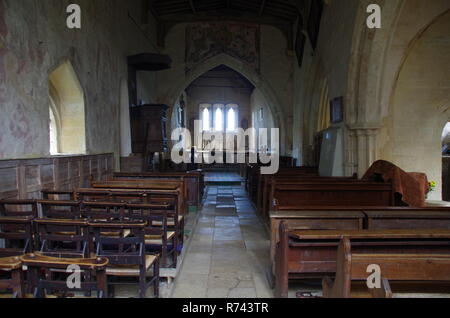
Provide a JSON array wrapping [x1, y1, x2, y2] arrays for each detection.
[[0, 0, 158, 164], [250, 88, 275, 149], [291, 0, 359, 167], [378, 10, 450, 200]]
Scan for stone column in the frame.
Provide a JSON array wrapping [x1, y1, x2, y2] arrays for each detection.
[[345, 126, 380, 177]]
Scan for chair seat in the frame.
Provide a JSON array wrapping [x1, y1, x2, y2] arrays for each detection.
[[101, 230, 131, 237], [55, 230, 130, 237], [0, 294, 58, 299], [106, 255, 158, 277], [145, 232, 176, 245], [0, 256, 22, 271], [152, 216, 184, 227]]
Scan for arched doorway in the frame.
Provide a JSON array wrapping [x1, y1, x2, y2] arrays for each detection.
[[442, 122, 450, 201]]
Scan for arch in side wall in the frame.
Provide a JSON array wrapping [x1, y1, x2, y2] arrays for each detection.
[[48, 60, 86, 155], [378, 10, 450, 200], [345, 0, 450, 176], [166, 53, 287, 155]]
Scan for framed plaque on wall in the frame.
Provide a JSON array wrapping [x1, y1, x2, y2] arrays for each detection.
[[330, 97, 344, 124]]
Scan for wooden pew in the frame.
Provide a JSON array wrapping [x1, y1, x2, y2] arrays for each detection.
[[260, 176, 358, 221], [113, 171, 204, 208], [0, 256, 24, 298], [365, 209, 450, 230], [269, 210, 366, 277], [90, 180, 186, 215], [22, 253, 109, 298], [255, 168, 320, 210], [274, 224, 450, 298], [245, 164, 260, 204], [271, 182, 395, 212], [323, 237, 450, 298], [75, 188, 178, 207], [246, 166, 318, 206]]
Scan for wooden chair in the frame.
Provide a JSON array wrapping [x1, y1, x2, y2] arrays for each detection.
[[0, 200, 38, 218], [90, 180, 186, 215], [323, 237, 450, 298], [80, 201, 127, 221], [39, 200, 82, 219], [21, 253, 108, 298], [35, 219, 90, 258], [76, 189, 145, 204], [89, 220, 159, 298], [0, 256, 24, 298], [113, 171, 204, 208], [41, 190, 75, 201], [127, 204, 178, 268], [0, 216, 34, 257]]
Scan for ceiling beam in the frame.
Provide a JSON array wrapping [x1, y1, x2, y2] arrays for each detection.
[[188, 0, 197, 14], [259, 0, 266, 16]]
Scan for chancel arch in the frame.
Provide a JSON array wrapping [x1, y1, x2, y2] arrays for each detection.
[[166, 54, 288, 155]]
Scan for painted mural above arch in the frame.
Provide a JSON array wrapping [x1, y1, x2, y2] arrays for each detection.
[[185, 21, 260, 74]]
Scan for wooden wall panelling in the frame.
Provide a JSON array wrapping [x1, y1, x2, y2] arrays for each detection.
[[0, 154, 114, 200]]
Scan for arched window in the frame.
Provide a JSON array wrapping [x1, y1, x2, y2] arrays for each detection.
[[215, 107, 224, 132], [226, 105, 238, 132], [49, 61, 86, 155], [202, 108, 210, 131], [200, 103, 239, 132], [49, 102, 59, 155]]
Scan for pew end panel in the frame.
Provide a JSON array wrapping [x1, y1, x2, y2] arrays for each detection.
[[323, 236, 450, 298]]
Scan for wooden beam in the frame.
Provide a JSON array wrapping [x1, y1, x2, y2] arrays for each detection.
[[259, 0, 266, 16], [189, 0, 197, 14], [148, 0, 161, 22]]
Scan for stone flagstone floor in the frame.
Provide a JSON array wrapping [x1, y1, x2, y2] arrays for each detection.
[[172, 185, 274, 298]]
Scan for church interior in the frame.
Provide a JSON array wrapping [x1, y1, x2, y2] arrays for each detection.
[[0, 0, 450, 299]]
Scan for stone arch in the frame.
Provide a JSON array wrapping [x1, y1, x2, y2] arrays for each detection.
[[166, 53, 288, 154], [345, 0, 450, 176], [378, 10, 450, 200]]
